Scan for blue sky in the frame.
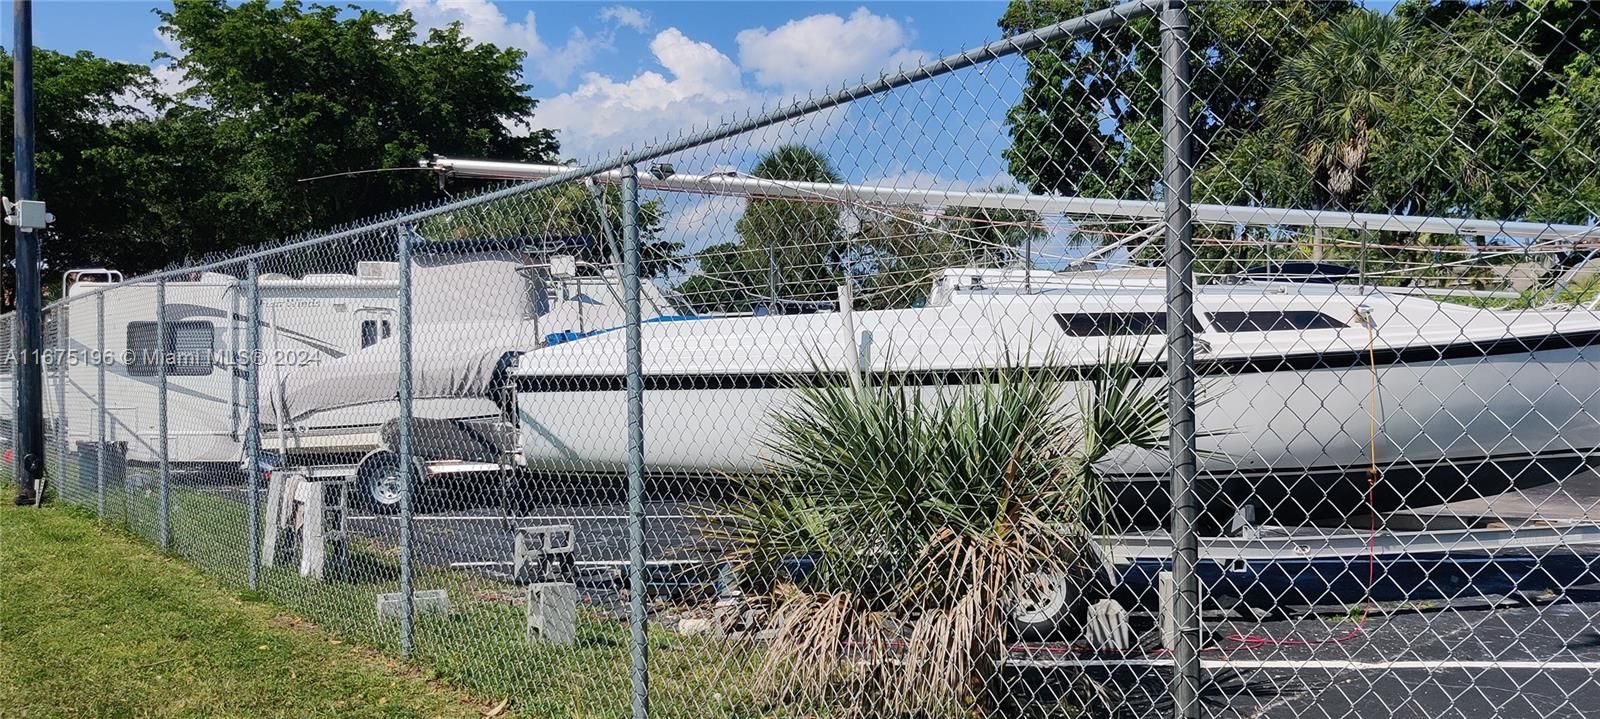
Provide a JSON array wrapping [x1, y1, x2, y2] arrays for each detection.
[[17, 2, 1011, 84], [8, 1, 1020, 165], [8, 1, 1060, 255]]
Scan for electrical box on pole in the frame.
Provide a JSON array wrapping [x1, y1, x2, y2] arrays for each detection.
[[2, 198, 53, 231]]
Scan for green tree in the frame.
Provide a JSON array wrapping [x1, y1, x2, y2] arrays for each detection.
[[937, 197, 1048, 267], [418, 181, 684, 279], [0, 47, 158, 302], [997, 0, 1350, 201], [673, 241, 768, 313], [153, 0, 559, 261], [1265, 11, 1420, 209], [1003, 0, 1600, 286], [848, 194, 1047, 309], [733, 145, 848, 305], [847, 206, 954, 309]]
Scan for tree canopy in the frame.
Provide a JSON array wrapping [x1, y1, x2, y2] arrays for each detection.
[[0, 48, 157, 281], [3, 0, 563, 305], [675, 145, 1046, 313], [998, 0, 1600, 225]]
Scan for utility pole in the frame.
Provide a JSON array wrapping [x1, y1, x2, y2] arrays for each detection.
[[9, 0, 49, 505]]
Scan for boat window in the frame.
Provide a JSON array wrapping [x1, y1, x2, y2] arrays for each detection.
[[1054, 312, 1168, 336], [1206, 311, 1346, 333], [126, 321, 214, 377]]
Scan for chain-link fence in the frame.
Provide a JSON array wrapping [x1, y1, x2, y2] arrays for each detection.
[[9, 1, 1600, 716]]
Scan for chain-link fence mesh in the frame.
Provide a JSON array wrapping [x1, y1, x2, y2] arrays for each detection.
[[8, 1, 1600, 716]]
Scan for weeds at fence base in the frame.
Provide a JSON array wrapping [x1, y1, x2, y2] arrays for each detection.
[[144, 488, 777, 718]]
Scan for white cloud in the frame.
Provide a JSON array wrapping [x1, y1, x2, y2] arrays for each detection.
[[535, 27, 769, 162], [119, 30, 196, 117], [598, 5, 650, 32], [397, 0, 605, 87], [658, 194, 747, 252], [736, 8, 926, 93]]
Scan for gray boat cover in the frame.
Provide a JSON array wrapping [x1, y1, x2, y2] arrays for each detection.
[[263, 257, 658, 425]]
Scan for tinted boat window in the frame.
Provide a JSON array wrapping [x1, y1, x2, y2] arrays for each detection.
[[1207, 311, 1346, 333], [1054, 313, 1168, 336]]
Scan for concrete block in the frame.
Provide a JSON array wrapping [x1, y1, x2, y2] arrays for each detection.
[[675, 617, 716, 636], [376, 589, 451, 619], [513, 525, 576, 584], [527, 582, 577, 645], [261, 471, 287, 568], [1157, 571, 1204, 651], [1159, 570, 1177, 651], [1085, 598, 1132, 651], [296, 480, 324, 579]]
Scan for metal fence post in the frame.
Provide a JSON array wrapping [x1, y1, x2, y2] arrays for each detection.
[[622, 163, 649, 719], [55, 304, 67, 489], [244, 261, 263, 590], [396, 225, 416, 655], [12, 0, 45, 508], [157, 278, 171, 550], [1161, 4, 1201, 719], [96, 293, 106, 517], [9, 317, 17, 482]]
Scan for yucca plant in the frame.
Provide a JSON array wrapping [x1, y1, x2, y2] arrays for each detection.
[[711, 349, 1170, 718]]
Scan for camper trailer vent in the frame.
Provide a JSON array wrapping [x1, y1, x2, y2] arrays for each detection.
[[357, 262, 400, 281]]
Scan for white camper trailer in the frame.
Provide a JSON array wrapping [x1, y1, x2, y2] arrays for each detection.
[[0, 264, 404, 468], [3, 242, 684, 511]]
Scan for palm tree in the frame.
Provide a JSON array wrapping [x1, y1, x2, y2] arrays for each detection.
[[711, 353, 1168, 717], [734, 145, 847, 306], [1266, 11, 1421, 209]]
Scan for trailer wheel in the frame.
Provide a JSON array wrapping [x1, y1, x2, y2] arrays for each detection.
[[355, 452, 408, 515], [1011, 570, 1093, 640]]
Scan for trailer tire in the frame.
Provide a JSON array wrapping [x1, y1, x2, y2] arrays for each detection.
[[355, 452, 409, 515], [1010, 570, 1096, 641]]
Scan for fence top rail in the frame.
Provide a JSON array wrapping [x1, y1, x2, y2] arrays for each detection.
[[39, 0, 1160, 311], [424, 157, 1600, 245]]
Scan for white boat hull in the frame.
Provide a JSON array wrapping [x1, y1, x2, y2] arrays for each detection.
[[511, 287, 1600, 525]]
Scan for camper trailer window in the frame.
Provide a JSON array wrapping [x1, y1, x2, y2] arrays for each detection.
[[126, 321, 215, 376], [1207, 311, 1347, 333], [1054, 312, 1169, 337], [360, 319, 393, 348]]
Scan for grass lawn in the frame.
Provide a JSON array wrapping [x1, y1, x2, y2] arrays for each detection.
[[0, 502, 501, 719], [4, 478, 773, 719]]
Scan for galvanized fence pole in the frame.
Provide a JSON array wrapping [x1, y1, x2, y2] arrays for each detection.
[[622, 163, 649, 719], [157, 278, 171, 549], [244, 261, 263, 590], [9, 318, 17, 481], [55, 303, 67, 488], [397, 225, 417, 655], [1161, 4, 1202, 719], [96, 293, 106, 517]]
